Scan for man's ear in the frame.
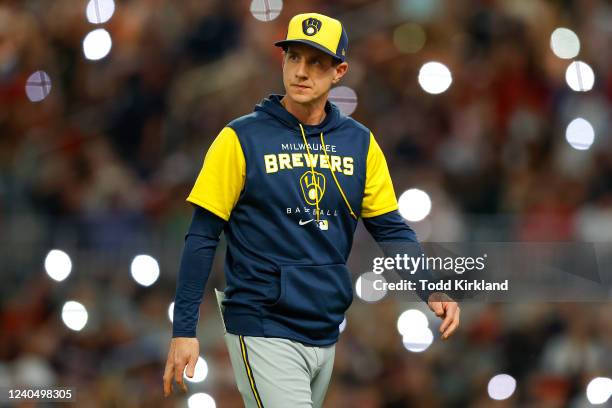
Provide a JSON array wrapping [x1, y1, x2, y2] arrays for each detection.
[[333, 62, 349, 84]]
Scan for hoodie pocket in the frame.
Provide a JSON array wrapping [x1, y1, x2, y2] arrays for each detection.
[[267, 263, 353, 331]]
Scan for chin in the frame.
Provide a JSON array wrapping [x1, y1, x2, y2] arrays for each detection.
[[286, 90, 317, 105]]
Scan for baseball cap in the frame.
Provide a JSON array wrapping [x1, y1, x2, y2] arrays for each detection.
[[274, 13, 348, 62]]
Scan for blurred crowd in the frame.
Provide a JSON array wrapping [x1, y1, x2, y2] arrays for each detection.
[[1, 0, 611, 406]]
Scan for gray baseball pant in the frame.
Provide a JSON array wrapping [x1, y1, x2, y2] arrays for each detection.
[[223, 333, 335, 408], [215, 289, 335, 407]]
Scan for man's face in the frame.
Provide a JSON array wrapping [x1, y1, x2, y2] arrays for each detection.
[[282, 43, 348, 105]]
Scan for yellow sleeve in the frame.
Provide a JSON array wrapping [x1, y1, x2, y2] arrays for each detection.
[[361, 132, 399, 218], [186, 127, 246, 221]]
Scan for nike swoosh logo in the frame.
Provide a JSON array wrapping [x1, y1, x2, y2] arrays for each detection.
[[299, 219, 314, 225]]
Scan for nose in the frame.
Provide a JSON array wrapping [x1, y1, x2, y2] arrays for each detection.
[[295, 59, 308, 79]]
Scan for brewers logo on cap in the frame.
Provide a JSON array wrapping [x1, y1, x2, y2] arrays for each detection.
[[302, 18, 322, 36], [274, 13, 349, 62]]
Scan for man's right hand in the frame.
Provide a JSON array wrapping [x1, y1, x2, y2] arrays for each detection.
[[163, 337, 199, 397]]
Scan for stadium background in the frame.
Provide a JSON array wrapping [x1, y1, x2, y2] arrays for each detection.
[[1, 0, 611, 406]]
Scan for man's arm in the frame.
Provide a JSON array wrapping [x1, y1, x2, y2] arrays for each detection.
[[362, 211, 460, 339], [360, 132, 460, 340], [172, 206, 226, 337], [362, 210, 432, 302], [164, 126, 245, 396], [164, 206, 225, 397], [360, 133, 430, 300]]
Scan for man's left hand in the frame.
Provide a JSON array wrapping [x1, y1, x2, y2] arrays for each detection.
[[427, 292, 460, 340]]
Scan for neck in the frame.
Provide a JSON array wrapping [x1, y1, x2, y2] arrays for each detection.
[[280, 95, 328, 126]]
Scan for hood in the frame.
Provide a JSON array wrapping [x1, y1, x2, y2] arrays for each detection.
[[254, 94, 345, 136], [254, 93, 358, 220]]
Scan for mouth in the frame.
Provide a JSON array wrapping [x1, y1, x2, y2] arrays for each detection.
[[292, 84, 310, 89]]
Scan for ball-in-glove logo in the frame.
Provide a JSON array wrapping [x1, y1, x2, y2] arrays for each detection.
[[300, 170, 326, 205], [302, 18, 322, 36]]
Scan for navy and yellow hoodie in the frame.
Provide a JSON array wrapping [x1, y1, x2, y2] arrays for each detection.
[[172, 94, 426, 346]]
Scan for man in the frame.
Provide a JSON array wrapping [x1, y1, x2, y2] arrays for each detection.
[[163, 12, 460, 407]]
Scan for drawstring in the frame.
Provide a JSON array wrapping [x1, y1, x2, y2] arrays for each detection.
[[320, 132, 357, 219], [298, 124, 357, 221], [299, 124, 321, 223]]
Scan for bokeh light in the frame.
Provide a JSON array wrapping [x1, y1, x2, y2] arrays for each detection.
[[184, 356, 208, 383], [168, 302, 174, 323], [355, 272, 387, 303], [487, 374, 517, 400], [396, 0, 441, 22], [339, 317, 347, 333], [586, 377, 612, 405], [13, 355, 55, 386], [418, 61, 452, 94], [250, 0, 282, 22], [550, 27, 580, 59], [25, 71, 52, 102], [83, 28, 112, 61], [565, 61, 594, 92], [61, 301, 88, 331], [397, 309, 429, 336], [398, 188, 432, 222], [393, 23, 426, 53], [130, 255, 160, 286], [187, 393, 216, 408], [402, 327, 433, 352], [329, 86, 358, 116], [44, 249, 72, 282], [85, 0, 115, 24], [565, 117, 594, 150]]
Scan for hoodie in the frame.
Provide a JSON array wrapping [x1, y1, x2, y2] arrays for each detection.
[[184, 94, 402, 345]]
